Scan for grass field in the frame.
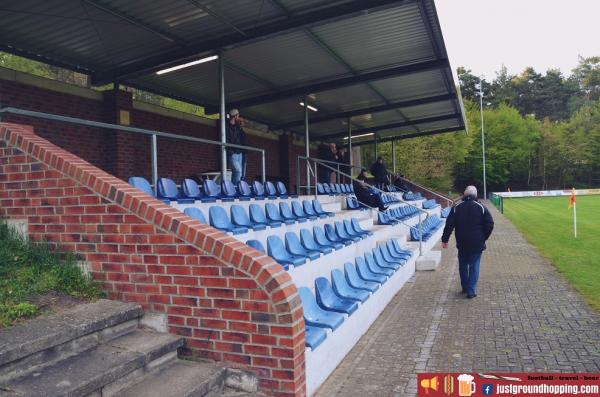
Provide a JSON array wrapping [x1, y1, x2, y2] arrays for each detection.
[[503, 195, 600, 311]]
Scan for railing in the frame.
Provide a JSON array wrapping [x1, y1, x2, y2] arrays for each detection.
[[0, 107, 267, 190], [297, 156, 428, 255], [387, 171, 454, 207], [489, 193, 504, 214]]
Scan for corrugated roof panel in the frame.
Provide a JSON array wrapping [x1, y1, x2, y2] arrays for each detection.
[[224, 30, 351, 92], [276, 0, 355, 15], [310, 2, 435, 73], [308, 84, 387, 113], [399, 101, 457, 119], [369, 69, 447, 102]]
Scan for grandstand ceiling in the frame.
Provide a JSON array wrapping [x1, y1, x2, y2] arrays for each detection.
[[0, 0, 465, 143]]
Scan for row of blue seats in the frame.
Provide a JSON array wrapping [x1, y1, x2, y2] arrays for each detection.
[[129, 177, 297, 204], [183, 200, 334, 235], [317, 183, 354, 195], [377, 206, 420, 225], [299, 240, 414, 349], [381, 193, 402, 205], [245, 218, 374, 269], [410, 215, 444, 241], [422, 199, 439, 209], [346, 196, 368, 211], [403, 191, 424, 201], [441, 206, 451, 218]]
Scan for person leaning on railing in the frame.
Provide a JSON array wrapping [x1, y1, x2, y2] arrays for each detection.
[[352, 169, 388, 212]]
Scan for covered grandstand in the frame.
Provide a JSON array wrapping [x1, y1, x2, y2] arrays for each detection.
[[0, 1, 464, 395]]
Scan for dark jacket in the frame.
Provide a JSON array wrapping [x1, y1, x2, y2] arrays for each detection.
[[226, 122, 246, 155], [352, 179, 372, 205], [441, 196, 494, 253], [370, 162, 388, 183]]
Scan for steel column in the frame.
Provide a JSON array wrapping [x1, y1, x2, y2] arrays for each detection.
[[347, 118, 353, 176], [151, 134, 158, 194], [392, 139, 396, 174], [304, 96, 310, 194], [219, 51, 227, 183]]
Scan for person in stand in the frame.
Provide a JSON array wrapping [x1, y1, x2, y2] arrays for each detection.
[[352, 169, 388, 211], [317, 142, 338, 184], [370, 157, 389, 190], [337, 147, 351, 183], [226, 109, 247, 184], [441, 185, 494, 299]]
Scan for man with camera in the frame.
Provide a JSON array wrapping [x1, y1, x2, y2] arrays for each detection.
[[226, 109, 247, 184]]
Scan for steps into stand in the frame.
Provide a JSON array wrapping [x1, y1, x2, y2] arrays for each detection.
[[0, 299, 226, 397]]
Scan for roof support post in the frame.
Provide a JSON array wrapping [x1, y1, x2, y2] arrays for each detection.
[[304, 96, 310, 195], [374, 133, 378, 160], [347, 118, 353, 176], [392, 139, 396, 174], [219, 50, 227, 183]]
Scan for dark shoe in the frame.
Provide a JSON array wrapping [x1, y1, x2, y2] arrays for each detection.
[[466, 294, 477, 299], [461, 288, 467, 294]]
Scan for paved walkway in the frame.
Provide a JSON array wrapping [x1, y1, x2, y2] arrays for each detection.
[[315, 204, 600, 397]]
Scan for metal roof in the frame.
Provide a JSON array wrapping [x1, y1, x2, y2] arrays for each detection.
[[0, 0, 464, 143]]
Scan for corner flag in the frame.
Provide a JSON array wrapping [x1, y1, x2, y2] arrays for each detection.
[[569, 188, 577, 238]]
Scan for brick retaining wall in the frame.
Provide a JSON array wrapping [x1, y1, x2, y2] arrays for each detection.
[[0, 122, 306, 396]]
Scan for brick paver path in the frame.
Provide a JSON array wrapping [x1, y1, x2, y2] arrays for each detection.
[[315, 204, 600, 397]]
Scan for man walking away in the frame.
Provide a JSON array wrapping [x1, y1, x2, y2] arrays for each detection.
[[226, 109, 247, 184], [441, 185, 494, 299]]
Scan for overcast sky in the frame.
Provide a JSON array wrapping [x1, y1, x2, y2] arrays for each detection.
[[435, 0, 600, 81]]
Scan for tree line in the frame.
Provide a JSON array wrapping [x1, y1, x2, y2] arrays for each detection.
[[377, 56, 600, 194]]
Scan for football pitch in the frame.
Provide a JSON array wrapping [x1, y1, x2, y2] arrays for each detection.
[[503, 195, 600, 311]]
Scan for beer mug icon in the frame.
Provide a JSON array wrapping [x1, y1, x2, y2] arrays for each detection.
[[457, 374, 476, 396]]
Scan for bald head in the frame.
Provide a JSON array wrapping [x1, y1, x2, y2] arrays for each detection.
[[464, 185, 478, 198]]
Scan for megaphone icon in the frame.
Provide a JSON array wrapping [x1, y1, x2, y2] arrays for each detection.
[[420, 376, 438, 393]]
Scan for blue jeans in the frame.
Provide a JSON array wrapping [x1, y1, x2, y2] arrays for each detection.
[[458, 251, 482, 295], [229, 153, 246, 184]]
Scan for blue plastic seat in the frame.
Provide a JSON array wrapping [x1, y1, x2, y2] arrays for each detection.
[[222, 180, 242, 201], [316, 183, 326, 195], [204, 179, 231, 202], [280, 202, 305, 223], [267, 235, 306, 268], [323, 183, 332, 195], [285, 232, 320, 260], [315, 277, 359, 315], [231, 205, 266, 231], [313, 200, 334, 217], [385, 241, 411, 260], [378, 211, 398, 226], [346, 196, 360, 210], [305, 325, 327, 350], [246, 239, 265, 254], [356, 257, 387, 283], [377, 244, 405, 266], [237, 180, 254, 200], [335, 221, 361, 243], [181, 178, 213, 203], [129, 176, 161, 199], [292, 201, 317, 221], [266, 202, 294, 225], [372, 247, 401, 272], [276, 181, 298, 199], [365, 252, 396, 275], [209, 206, 248, 235], [313, 226, 343, 250], [252, 181, 267, 200], [249, 204, 281, 228], [183, 207, 207, 224], [328, 183, 338, 195], [303, 200, 326, 219], [157, 177, 194, 204], [344, 262, 380, 292], [298, 287, 344, 330], [324, 224, 352, 246], [343, 219, 366, 240], [340, 184, 348, 193], [300, 228, 333, 255], [264, 181, 278, 199], [351, 218, 373, 237], [392, 239, 413, 257], [331, 269, 370, 303]]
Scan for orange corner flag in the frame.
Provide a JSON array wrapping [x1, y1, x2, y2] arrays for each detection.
[[569, 188, 576, 209]]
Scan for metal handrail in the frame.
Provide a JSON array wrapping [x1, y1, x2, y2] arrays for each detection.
[[297, 156, 426, 255], [388, 170, 454, 207], [0, 106, 267, 186]]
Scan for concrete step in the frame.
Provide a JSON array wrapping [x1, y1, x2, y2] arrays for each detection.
[[0, 299, 142, 382], [0, 329, 183, 397], [114, 359, 226, 397]]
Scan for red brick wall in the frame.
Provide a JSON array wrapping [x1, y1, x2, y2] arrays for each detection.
[[0, 78, 287, 186], [0, 123, 306, 396]]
